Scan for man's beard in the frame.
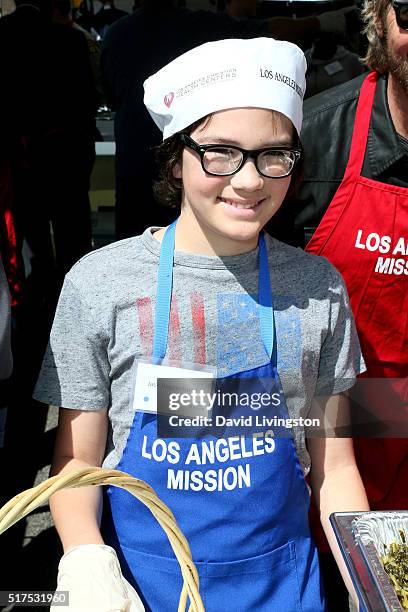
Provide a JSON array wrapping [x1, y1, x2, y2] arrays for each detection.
[[384, 31, 408, 94]]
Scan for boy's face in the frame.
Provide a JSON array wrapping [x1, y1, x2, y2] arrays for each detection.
[[174, 108, 294, 255]]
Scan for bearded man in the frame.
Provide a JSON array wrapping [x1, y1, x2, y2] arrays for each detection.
[[269, 0, 408, 608]]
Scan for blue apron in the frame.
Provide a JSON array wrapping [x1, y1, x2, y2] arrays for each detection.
[[105, 223, 326, 611]]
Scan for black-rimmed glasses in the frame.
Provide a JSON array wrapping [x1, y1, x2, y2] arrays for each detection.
[[393, 0, 408, 29], [180, 134, 301, 179]]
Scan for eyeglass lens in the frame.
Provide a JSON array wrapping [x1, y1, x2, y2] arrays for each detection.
[[203, 147, 296, 177], [395, 2, 408, 27]]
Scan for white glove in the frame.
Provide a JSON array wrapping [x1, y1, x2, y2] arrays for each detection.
[[317, 6, 356, 34], [51, 544, 145, 612]]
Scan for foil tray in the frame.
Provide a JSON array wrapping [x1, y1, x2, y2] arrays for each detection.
[[330, 511, 408, 612]]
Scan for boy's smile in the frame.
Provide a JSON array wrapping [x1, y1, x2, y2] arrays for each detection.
[[174, 107, 294, 256]]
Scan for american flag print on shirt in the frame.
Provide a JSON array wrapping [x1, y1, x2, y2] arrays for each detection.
[[136, 293, 302, 374]]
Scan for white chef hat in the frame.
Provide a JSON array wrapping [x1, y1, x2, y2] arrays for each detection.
[[143, 37, 306, 140]]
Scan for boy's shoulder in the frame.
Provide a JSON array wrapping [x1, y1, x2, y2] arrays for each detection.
[[65, 233, 155, 298], [268, 234, 339, 273], [266, 235, 346, 294], [74, 235, 141, 264]]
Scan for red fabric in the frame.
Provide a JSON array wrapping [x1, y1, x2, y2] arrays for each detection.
[[306, 72, 408, 547], [0, 161, 22, 306]]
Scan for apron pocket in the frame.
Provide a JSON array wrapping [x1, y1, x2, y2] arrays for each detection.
[[120, 541, 309, 612]]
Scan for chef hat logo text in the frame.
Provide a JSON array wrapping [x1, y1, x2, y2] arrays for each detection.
[[173, 68, 237, 101], [144, 38, 307, 140]]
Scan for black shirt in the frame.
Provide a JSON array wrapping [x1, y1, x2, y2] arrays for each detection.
[[92, 6, 129, 34], [397, 133, 408, 156], [0, 6, 96, 152]]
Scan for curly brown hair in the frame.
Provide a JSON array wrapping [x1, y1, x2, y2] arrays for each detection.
[[361, 0, 392, 72], [153, 113, 304, 209], [153, 118, 203, 210]]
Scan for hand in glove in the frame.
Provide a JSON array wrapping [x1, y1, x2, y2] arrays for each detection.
[[51, 544, 145, 612], [317, 6, 356, 35]]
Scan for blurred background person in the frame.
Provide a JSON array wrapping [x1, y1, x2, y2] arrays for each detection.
[[0, 258, 12, 382], [0, 0, 96, 306], [224, 0, 257, 18], [0, 3, 97, 589], [52, 0, 104, 107], [304, 32, 367, 98], [0, 256, 12, 449], [92, 0, 128, 37]]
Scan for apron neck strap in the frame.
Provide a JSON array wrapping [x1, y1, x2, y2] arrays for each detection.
[[343, 71, 378, 182], [258, 232, 274, 359], [152, 220, 177, 361], [153, 222, 274, 362]]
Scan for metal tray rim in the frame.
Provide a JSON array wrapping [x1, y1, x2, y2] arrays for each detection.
[[353, 512, 408, 612]]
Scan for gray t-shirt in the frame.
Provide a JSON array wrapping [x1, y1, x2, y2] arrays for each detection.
[[34, 228, 364, 474]]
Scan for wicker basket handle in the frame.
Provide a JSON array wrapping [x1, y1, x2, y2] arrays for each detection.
[[0, 467, 204, 612]]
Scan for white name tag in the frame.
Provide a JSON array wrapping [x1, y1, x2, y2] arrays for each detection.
[[132, 361, 215, 415]]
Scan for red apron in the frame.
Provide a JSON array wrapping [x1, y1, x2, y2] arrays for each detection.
[[306, 71, 408, 510]]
